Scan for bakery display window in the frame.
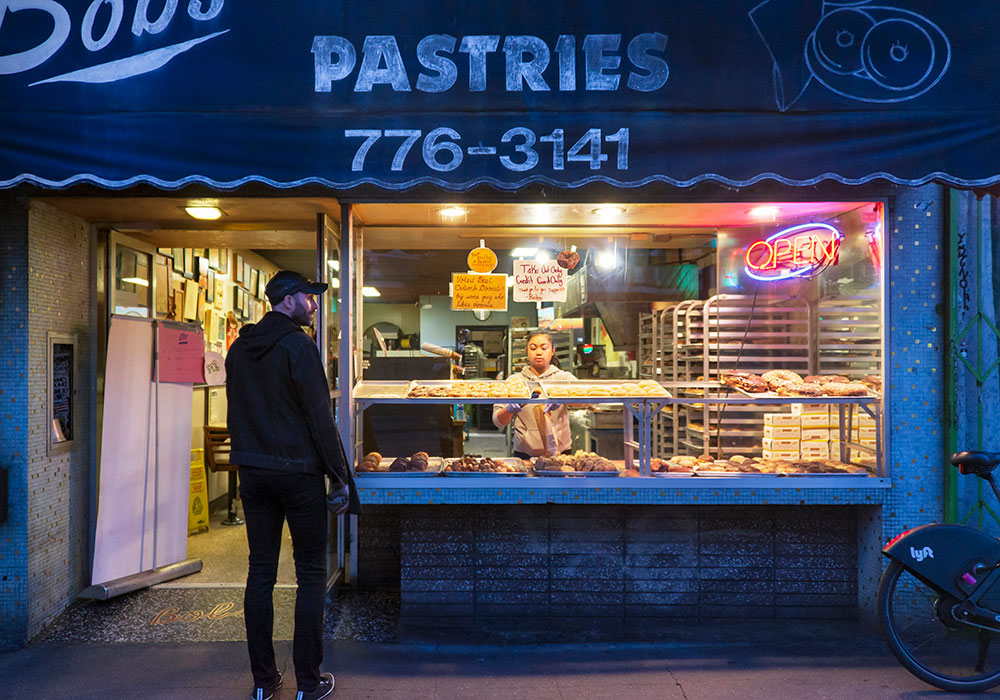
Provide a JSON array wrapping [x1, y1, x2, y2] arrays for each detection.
[[345, 200, 885, 483]]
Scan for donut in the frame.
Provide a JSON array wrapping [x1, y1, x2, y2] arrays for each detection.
[[556, 249, 580, 270], [761, 370, 803, 385], [823, 382, 869, 396], [804, 375, 849, 384]]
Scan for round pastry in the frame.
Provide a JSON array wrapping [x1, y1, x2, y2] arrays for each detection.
[[804, 375, 849, 384], [364, 452, 382, 463], [761, 369, 803, 387], [795, 382, 827, 396], [823, 381, 869, 396], [556, 249, 580, 270], [861, 375, 882, 392], [389, 457, 410, 471]]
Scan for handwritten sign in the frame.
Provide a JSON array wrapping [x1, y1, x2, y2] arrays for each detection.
[[512, 260, 567, 303], [51, 342, 74, 442], [467, 247, 498, 273], [203, 351, 226, 386], [452, 273, 508, 311], [158, 325, 205, 384]]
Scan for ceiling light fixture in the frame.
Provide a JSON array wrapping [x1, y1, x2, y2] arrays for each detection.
[[184, 206, 224, 220], [331, 278, 340, 288], [438, 205, 467, 219], [749, 205, 780, 221], [327, 259, 340, 271], [592, 205, 626, 218], [362, 286, 381, 297], [121, 277, 149, 286]]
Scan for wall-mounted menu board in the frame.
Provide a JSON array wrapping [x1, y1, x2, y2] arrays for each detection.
[[48, 332, 77, 455]]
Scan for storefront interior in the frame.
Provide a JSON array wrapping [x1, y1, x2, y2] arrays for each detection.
[[43, 194, 885, 586]]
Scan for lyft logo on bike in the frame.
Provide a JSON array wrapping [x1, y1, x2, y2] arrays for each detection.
[[910, 546, 934, 562]]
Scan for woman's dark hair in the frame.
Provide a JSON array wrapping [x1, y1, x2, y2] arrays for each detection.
[[526, 330, 560, 368]]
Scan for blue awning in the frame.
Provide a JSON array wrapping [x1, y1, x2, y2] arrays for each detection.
[[0, 0, 997, 191]]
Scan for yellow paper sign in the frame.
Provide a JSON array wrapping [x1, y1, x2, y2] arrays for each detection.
[[452, 273, 508, 311], [467, 247, 498, 273]]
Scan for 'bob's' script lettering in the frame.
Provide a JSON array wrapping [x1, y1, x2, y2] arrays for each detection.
[[313, 32, 669, 93]]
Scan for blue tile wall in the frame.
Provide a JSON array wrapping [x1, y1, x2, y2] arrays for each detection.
[[0, 195, 30, 651]]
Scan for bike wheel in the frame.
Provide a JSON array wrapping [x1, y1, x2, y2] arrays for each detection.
[[879, 559, 1000, 692]]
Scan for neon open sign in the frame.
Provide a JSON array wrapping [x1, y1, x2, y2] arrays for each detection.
[[744, 223, 843, 282]]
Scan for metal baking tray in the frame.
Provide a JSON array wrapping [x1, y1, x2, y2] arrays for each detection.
[[405, 379, 533, 399], [533, 469, 620, 477], [441, 457, 528, 475], [540, 380, 670, 399], [355, 457, 444, 475]]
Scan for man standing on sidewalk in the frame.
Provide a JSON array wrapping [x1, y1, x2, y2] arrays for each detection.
[[226, 270, 359, 700]]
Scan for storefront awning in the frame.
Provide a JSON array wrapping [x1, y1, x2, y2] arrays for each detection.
[[1, 0, 997, 191]]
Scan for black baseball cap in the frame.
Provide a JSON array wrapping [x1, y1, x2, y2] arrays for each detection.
[[265, 270, 328, 306]]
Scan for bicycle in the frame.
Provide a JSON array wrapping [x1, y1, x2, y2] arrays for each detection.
[[880, 450, 1000, 692]]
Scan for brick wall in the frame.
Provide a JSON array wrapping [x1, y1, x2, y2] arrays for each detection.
[[25, 201, 92, 639], [0, 195, 30, 651], [385, 504, 859, 639]]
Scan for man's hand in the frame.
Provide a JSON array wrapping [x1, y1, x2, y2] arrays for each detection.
[[326, 481, 350, 515]]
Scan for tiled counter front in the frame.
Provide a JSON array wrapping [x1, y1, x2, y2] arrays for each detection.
[[357, 503, 876, 637]]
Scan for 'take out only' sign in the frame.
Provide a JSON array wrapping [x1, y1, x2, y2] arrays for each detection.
[[513, 260, 567, 303]]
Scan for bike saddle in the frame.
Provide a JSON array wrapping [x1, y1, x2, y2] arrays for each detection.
[[951, 451, 1000, 475]]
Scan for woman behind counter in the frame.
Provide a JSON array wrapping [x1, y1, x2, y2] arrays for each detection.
[[492, 331, 576, 459]]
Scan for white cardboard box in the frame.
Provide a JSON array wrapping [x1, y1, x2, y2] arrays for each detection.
[[800, 428, 830, 441], [800, 441, 830, 458], [764, 424, 801, 439], [762, 448, 800, 460], [764, 413, 800, 427], [763, 437, 800, 451], [791, 403, 830, 416], [853, 426, 878, 440], [799, 413, 833, 429]]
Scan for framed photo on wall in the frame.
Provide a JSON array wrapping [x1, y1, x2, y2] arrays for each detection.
[[206, 269, 215, 303], [218, 249, 229, 275], [243, 261, 251, 288], [214, 279, 224, 310], [183, 248, 195, 279], [250, 269, 259, 299], [235, 254, 244, 283], [257, 271, 268, 300], [172, 248, 184, 273], [208, 248, 220, 270], [154, 261, 169, 315]]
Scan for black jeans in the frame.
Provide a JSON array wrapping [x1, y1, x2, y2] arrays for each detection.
[[238, 466, 328, 692]]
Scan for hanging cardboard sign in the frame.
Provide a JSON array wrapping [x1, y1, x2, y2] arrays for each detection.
[[451, 273, 508, 311], [158, 324, 205, 384], [467, 246, 498, 273], [512, 260, 567, 303]]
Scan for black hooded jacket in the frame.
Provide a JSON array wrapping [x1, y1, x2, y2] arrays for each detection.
[[225, 311, 359, 513]]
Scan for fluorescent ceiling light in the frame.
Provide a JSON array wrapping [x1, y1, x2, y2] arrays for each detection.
[[362, 286, 381, 297], [592, 205, 626, 218], [327, 260, 340, 271], [121, 277, 149, 286], [184, 206, 224, 220], [331, 278, 340, 288], [438, 205, 467, 219], [511, 247, 538, 257], [749, 205, 780, 221]]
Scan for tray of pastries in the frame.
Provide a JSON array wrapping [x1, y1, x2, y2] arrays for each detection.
[[407, 377, 531, 399], [720, 370, 879, 398], [532, 450, 620, 476], [652, 453, 871, 476], [442, 456, 528, 475], [356, 451, 443, 474], [541, 379, 669, 398]]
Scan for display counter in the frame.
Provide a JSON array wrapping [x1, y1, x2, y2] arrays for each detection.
[[351, 379, 888, 505]]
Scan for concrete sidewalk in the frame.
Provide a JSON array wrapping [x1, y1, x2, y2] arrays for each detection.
[[3, 627, 996, 699]]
